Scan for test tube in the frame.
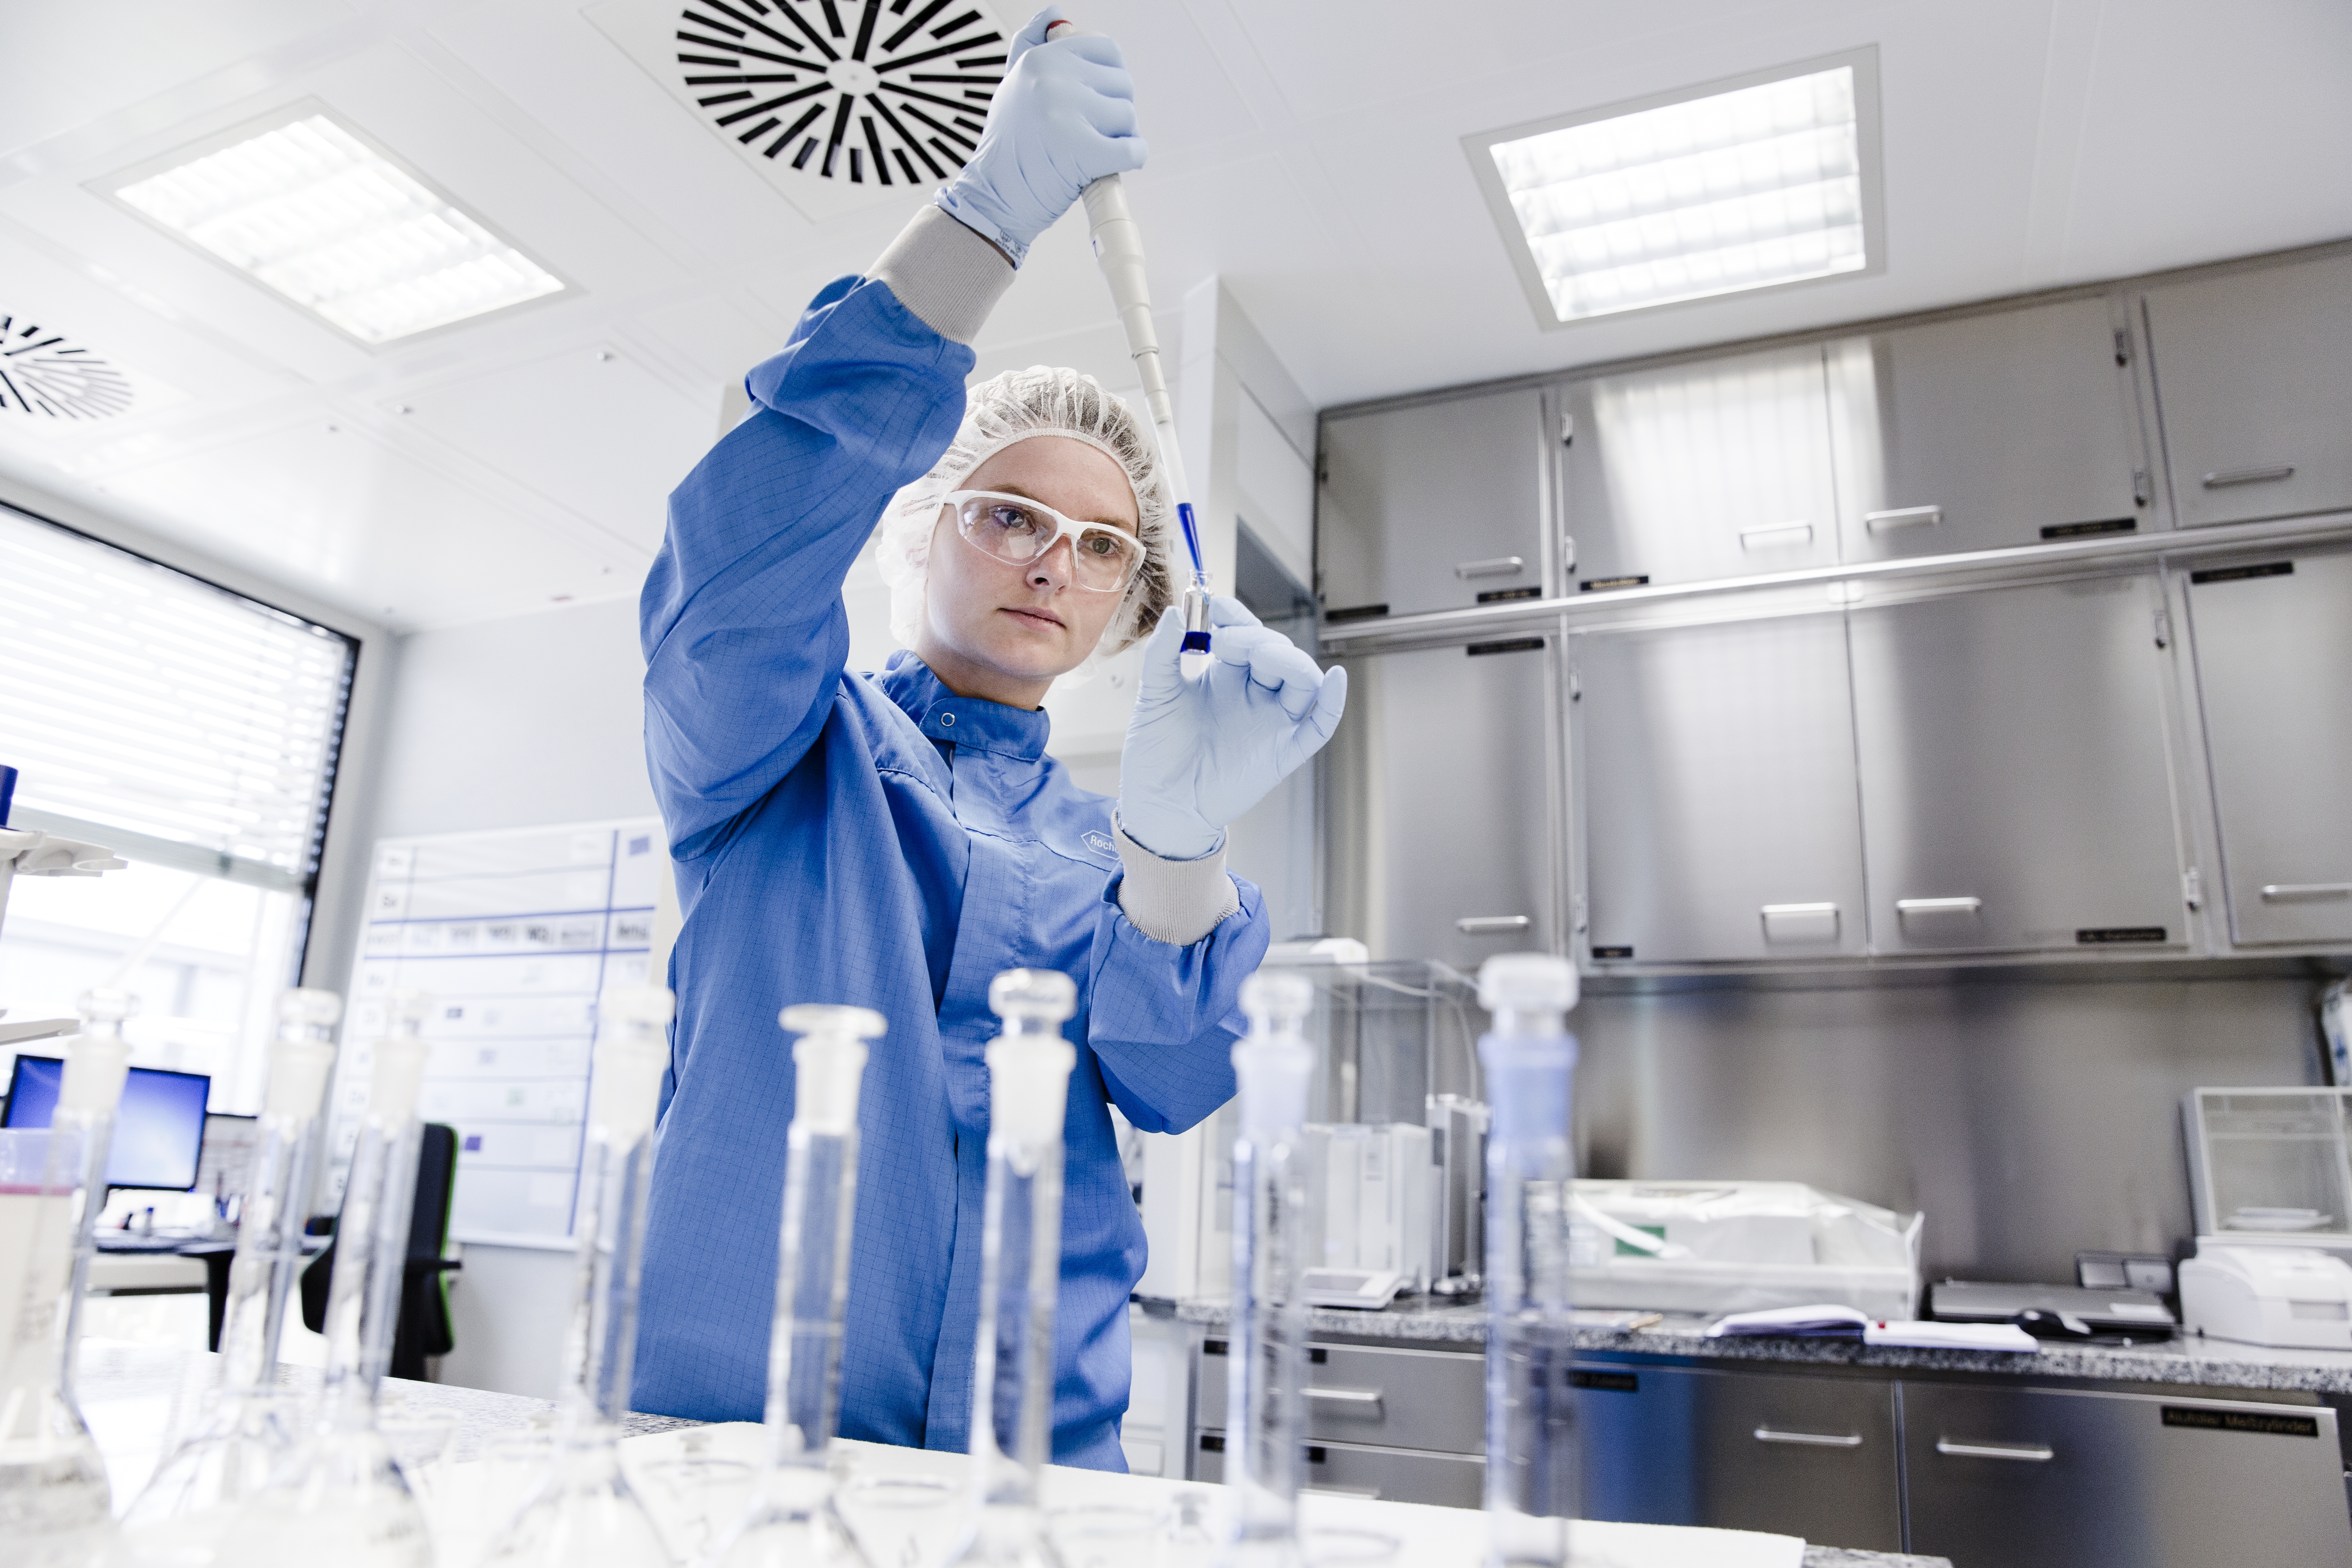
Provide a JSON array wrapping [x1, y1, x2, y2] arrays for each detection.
[[222, 988, 436, 1568], [121, 988, 343, 1549], [943, 969, 1080, 1568], [1477, 955, 1581, 1568], [481, 986, 675, 1567], [1222, 972, 1317, 1568], [0, 987, 135, 1557], [711, 1003, 886, 1568]]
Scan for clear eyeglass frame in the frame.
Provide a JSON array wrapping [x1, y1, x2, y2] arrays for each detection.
[[943, 490, 1148, 593]]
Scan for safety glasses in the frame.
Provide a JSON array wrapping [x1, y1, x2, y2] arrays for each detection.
[[944, 490, 1147, 594]]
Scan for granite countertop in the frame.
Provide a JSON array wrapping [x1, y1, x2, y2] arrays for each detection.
[[78, 1343, 1943, 1568], [1163, 1295, 2352, 1396]]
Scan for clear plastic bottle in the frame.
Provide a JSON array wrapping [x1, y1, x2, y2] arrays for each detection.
[[119, 988, 343, 1556], [1476, 955, 1581, 1568], [481, 986, 676, 1568], [711, 1003, 887, 1568], [1221, 971, 1317, 1568], [221, 988, 436, 1568], [942, 969, 1080, 1568], [0, 987, 134, 1564]]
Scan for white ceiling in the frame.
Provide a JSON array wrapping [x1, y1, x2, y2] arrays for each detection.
[[2, 0, 2347, 630]]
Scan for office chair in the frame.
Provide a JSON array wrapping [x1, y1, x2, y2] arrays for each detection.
[[300, 1122, 462, 1380]]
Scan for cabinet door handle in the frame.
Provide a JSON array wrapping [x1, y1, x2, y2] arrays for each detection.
[[1864, 505, 1942, 532], [1754, 1426, 1864, 1448], [1302, 1484, 1381, 1499], [1936, 1438, 2055, 1463], [1895, 897, 1984, 915], [1739, 521, 1814, 550], [2202, 465, 2295, 488], [1306, 1387, 1384, 1412], [2261, 883, 2352, 902], [1457, 915, 1534, 934], [1455, 556, 1527, 579]]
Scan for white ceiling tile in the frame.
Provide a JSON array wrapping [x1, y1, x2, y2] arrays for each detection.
[[89, 412, 631, 626], [383, 341, 715, 554]]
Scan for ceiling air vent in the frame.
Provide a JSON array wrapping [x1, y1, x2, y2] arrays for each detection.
[[590, 0, 1011, 223], [0, 316, 131, 420]]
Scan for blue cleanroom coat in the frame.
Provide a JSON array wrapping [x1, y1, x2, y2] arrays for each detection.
[[631, 270, 1260, 1468]]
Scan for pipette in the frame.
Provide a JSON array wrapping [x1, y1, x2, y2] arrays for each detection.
[[1045, 18, 1214, 680]]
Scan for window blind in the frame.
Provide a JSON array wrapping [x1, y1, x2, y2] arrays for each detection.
[[0, 503, 354, 893]]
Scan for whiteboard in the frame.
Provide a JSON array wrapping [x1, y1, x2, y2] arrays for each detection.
[[330, 817, 664, 1245]]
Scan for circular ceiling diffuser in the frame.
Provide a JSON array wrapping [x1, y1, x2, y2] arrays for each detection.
[[673, 0, 1008, 187], [0, 315, 132, 419]]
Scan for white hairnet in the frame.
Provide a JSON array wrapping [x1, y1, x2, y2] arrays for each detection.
[[875, 365, 1176, 682]]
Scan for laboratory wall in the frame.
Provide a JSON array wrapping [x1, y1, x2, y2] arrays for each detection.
[[1571, 971, 2331, 1284], [362, 593, 657, 1398]]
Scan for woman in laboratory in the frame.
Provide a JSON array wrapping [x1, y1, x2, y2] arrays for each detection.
[[632, 9, 1345, 1470]]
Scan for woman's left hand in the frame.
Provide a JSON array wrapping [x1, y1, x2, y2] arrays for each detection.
[[1117, 596, 1349, 861]]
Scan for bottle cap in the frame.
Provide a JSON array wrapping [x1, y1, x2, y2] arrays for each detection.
[[784, 1004, 884, 1135], [1476, 953, 1577, 1015], [276, 987, 343, 1030]]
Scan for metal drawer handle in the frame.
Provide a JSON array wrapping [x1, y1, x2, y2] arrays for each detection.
[[2261, 883, 2352, 902], [1895, 897, 1984, 915], [1455, 556, 1527, 579], [2203, 465, 2295, 488], [1936, 1438, 2055, 1463], [1864, 505, 1942, 532], [1754, 1427, 1863, 1448], [1302, 1484, 1381, 1499], [1457, 915, 1533, 934], [1739, 522, 1814, 549], [1306, 1387, 1384, 1412]]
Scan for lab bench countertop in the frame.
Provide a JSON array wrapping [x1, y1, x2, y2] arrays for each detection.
[[1163, 1294, 2352, 1394], [75, 1341, 1945, 1568]]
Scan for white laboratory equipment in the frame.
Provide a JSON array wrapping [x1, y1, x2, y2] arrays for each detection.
[[2183, 1086, 2352, 1261], [482, 987, 675, 1568], [712, 1003, 886, 1568], [1477, 954, 1579, 1568], [2178, 1244, 2352, 1349], [943, 969, 1080, 1568], [1566, 1180, 1922, 1321], [1223, 971, 1316, 1568], [0, 989, 134, 1561], [223, 989, 435, 1568], [120, 988, 343, 1557]]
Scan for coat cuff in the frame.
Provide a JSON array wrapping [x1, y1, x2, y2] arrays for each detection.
[[1113, 817, 1242, 947], [869, 205, 1016, 345]]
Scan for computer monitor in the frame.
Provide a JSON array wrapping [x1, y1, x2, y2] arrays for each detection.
[[2, 1055, 212, 1192]]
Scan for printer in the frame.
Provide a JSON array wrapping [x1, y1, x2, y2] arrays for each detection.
[[2178, 1245, 2352, 1350]]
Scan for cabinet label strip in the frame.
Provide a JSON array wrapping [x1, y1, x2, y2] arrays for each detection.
[[1466, 637, 1547, 657], [2160, 1406, 2319, 1439], [2076, 927, 2168, 944], [1570, 1370, 1639, 1392], [2190, 561, 2294, 584], [2042, 517, 2136, 540]]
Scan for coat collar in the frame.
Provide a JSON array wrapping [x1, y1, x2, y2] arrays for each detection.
[[879, 652, 1053, 763]]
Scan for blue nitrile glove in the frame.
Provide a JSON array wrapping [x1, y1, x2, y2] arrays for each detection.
[[934, 7, 1147, 266], [1118, 596, 1350, 861]]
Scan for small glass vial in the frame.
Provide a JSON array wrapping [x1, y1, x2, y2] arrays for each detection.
[[1477, 955, 1581, 1568], [1221, 971, 1316, 1568], [711, 1003, 888, 1568], [942, 969, 1080, 1568], [0, 987, 136, 1559]]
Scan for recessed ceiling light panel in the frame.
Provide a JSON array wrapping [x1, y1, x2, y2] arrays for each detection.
[[588, 0, 1012, 223], [99, 106, 569, 347], [0, 315, 133, 419], [1468, 49, 1884, 329]]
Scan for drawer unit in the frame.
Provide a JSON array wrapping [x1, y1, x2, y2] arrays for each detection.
[[1577, 1362, 1902, 1552], [1198, 1339, 1485, 1456], [1901, 1381, 2352, 1568], [1193, 1432, 1486, 1508]]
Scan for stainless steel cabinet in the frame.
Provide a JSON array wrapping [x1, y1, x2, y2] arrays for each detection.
[[2143, 250, 2352, 527], [1577, 1363, 1902, 1551], [1193, 1339, 1486, 1506], [1316, 386, 1551, 620], [1560, 345, 1841, 590], [2185, 548, 2352, 945], [1827, 298, 2149, 560], [1901, 1381, 2352, 1568], [1324, 636, 1562, 965], [1576, 613, 1867, 964], [1848, 574, 2187, 954]]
